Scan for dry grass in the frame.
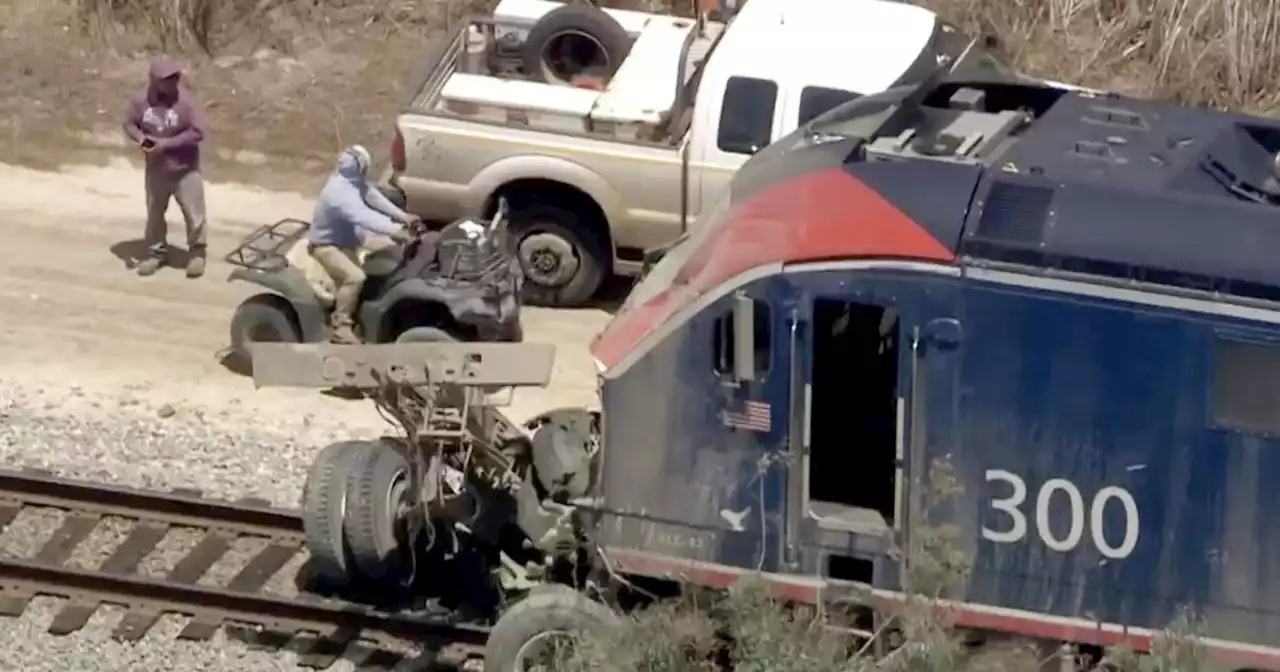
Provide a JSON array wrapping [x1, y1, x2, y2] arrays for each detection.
[[5, 0, 1280, 176], [924, 0, 1280, 114], [4, 0, 1280, 174]]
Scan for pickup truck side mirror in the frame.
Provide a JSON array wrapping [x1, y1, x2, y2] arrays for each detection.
[[732, 291, 756, 382]]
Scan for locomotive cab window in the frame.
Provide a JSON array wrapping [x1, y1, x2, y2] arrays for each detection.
[[717, 77, 778, 156], [1213, 336, 1280, 435], [713, 297, 772, 379]]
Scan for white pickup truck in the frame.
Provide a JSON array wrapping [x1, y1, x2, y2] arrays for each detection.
[[380, 0, 1025, 306]]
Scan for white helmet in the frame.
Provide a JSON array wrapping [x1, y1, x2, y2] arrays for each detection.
[[345, 145, 372, 177]]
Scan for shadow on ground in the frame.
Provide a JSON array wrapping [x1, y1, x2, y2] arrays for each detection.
[[109, 238, 192, 270], [220, 551, 501, 668]]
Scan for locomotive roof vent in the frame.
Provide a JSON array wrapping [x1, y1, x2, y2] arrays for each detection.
[[963, 180, 1054, 261], [1082, 105, 1149, 131]]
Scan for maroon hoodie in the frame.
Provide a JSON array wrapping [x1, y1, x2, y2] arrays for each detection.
[[123, 58, 206, 178]]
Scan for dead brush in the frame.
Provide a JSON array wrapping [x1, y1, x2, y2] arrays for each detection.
[[553, 458, 1210, 672], [921, 0, 1280, 114], [71, 0, 491, 55]]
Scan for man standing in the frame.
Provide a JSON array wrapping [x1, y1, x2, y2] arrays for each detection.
[[123, 58, 209, 278], [309, 145, 418, 344]]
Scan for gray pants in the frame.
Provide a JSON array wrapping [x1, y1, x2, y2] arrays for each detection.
[[146, 168, 207, 255]]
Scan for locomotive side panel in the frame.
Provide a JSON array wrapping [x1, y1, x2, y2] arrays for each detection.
[[949, 279, 1280, 647]]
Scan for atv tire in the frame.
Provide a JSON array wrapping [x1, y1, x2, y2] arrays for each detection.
[[484, 584, 621, 672], [229, 293, 301, 368], [524, 3, 632, 86]]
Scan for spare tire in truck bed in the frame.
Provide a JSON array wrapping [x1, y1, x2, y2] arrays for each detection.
[[523, 3, 632, 86]]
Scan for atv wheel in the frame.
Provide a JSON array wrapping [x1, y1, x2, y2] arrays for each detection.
[[395, 326, 457, 343], [300, 441, 367, 589], [485, 584, 621, 672], [230, 294, 301, 366], [342, 439, 415, 585], [510, 203, 609, 308]]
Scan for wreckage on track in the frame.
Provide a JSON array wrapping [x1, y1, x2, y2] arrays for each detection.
[[249, 67, 1280, 672]]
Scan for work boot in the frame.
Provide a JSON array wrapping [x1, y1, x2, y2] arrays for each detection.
[[186, 246, 207, 278], [135, 249, 167, 277], [329, 315, 362, 344]]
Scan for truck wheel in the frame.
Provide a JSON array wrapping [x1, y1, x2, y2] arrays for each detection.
[[524, 4, 632, 86], [485, 584, 621, 672], [510, 204, 609, 308], [229, 294, 302, 367], [377, 183, 407, 210], [342, 439, 415, 585], [395, 326, 457, 343], [300, 441, 367, 589]]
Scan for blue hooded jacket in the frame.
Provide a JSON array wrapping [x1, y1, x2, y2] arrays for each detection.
[[309, 150, 409, 248]]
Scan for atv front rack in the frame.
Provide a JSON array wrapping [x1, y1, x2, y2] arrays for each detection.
[[224, 218, 310, 272]]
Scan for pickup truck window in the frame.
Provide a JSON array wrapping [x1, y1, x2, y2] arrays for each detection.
[[798, 87, 860, 126], [717, 76, 779, 156]]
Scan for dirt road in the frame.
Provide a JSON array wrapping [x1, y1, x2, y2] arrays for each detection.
[[0, 158, 613, 433]]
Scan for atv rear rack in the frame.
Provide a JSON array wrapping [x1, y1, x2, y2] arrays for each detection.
[[225, 218, 310, 272]]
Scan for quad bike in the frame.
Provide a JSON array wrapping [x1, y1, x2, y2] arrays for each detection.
[[224, 202, 524, 369]]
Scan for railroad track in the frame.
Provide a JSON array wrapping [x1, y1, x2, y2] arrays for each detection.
[[0, 467, 490, 670]]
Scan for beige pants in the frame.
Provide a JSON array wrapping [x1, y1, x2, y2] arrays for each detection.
[[309, 245, 365, 324]]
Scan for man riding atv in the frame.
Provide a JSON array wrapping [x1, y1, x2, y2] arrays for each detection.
[[310, 145, 421, 343]]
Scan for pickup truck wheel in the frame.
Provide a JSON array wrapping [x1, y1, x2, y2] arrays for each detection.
[[376, 183, 407, 210], [524, 3, 632, 86], [511, 207, 608, 307]]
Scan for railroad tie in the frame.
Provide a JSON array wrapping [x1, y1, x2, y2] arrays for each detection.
[[0, 468, 491, 670]]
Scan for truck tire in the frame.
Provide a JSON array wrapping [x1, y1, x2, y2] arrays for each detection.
[[342, 439, 414, 585], [510, 202, 609, 308], [229, 293, 302, 371], [300, 441, 367, 589], [377, 183, 407, 210], [524, 4, 632, 86], [484, 584, 622, 672], [394, 326, 457, 343]]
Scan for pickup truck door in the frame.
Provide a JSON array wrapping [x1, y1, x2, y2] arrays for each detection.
[[690, 76, 785, 226]]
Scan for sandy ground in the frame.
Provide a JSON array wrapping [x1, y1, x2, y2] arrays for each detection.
[[0, 156, 613, 435]]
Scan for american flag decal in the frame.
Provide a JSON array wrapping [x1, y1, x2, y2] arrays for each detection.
[[722, 400, 772, 433]]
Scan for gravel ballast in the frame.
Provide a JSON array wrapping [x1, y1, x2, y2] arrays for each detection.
[[0, 376, 421, 672]]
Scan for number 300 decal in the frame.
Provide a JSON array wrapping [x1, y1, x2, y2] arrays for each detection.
[[982, 469, 1140, 560]]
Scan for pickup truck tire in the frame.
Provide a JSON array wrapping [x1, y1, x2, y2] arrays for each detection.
[[376, 183, 407, 210], [524, 4, 632, 86], [510, 203, 608, 307]]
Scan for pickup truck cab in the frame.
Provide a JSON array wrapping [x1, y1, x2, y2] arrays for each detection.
[[384, 0, 1020, 306]]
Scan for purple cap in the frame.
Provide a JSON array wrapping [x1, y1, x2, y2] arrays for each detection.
[[149, 58, 183, 80]]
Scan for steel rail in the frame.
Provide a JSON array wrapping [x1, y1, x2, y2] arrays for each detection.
[[0, 467, 490, 670], [0, 468, 304, 536]]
